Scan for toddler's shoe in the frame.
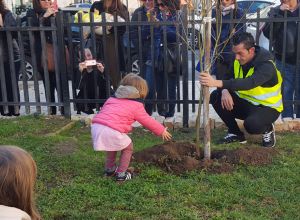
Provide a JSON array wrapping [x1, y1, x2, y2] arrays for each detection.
[[116, 171, 133, 182], [104, 166, 117, 177]]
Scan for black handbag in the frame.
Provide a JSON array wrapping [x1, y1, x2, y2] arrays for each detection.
[[159, 44, 181, 74]]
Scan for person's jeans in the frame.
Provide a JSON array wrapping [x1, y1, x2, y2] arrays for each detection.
[[156, 72, 176, 118], [275, 59, 300, 118], [145, 60, 155, 115]]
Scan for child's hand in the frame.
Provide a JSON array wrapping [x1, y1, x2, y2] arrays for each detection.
[[162, 128, 172, 141], [97, 63, 104, 73]]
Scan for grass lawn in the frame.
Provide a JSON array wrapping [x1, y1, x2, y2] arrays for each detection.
[[0, 116, 299, 220]]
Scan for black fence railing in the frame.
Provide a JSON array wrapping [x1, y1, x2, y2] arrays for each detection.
[[1, 7, 300, 126]]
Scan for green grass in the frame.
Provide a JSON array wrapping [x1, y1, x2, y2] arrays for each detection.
[[1, 116, 299, 220]]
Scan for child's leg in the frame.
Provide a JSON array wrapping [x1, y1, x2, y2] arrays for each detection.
[[105, 151, 117, 172], [116, 142, 133, 173]]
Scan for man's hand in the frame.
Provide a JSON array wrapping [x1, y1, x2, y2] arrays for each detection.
[[199, 72, 223, 88], [162, 128, 172, 141], [221, 89, 234, 111]]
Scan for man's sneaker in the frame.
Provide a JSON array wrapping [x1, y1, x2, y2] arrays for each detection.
[[262, 124, 275, 147], [220, 133, 247, 144], [116, 171, 133, 182]]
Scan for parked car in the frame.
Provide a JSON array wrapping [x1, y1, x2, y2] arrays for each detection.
[[237, 0, 281, 49], [60, 3, 92, 15]]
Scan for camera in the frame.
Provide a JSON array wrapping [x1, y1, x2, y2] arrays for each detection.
[[85, 59, 97, 66]]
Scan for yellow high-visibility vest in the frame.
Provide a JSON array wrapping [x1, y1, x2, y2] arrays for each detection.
[[233, 60, 283, 112]]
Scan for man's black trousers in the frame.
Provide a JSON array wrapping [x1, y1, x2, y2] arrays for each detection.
[[210, 90, 280, 135]]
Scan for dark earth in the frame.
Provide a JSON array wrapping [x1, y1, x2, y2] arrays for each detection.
[[132, 141, 278, 174]]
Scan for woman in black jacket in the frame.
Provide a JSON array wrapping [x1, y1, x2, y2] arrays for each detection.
[[90, 0, 128, 89], [24, 0, 60, 115], [0, 0, 20, 116]]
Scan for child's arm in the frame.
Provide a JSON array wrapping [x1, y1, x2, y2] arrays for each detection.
[[135, 105, 171, 140]]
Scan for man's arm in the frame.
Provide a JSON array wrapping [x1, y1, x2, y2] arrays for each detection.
[[222, 62, 277, 91], [200, 62, 276, 90]]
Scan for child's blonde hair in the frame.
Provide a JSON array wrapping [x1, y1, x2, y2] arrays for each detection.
[[120, 73, 149, 98], [0, 146, 40, 220]]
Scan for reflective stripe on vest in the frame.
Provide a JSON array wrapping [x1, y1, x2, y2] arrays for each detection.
[[233, 60, 283, 112]]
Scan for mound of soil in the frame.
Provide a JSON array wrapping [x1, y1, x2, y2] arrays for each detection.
[[132, 141, 278, 174]]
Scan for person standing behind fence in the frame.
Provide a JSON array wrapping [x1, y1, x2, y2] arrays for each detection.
[[24, 0, 60, 115], [130, 0, 160, 115], [200, 32, 283, 148], [0, 0, 21, 116], [263, 0, 300, 122], [91, 73, 172, 182], [76, 48, 106, 114], [0, 146, 41, 220], [210, 0, 244, 79], [156, 0, 180, 119], [90, 0, 128, 89]]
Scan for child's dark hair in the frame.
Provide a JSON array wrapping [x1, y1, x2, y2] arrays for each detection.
[[120, 73, 149, 98], [232, 32, 255, 49]]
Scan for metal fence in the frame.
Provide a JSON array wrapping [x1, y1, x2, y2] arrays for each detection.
[[1, 7, 300, 126]]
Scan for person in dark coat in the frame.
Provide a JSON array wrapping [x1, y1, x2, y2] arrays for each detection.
[[76, 48, 107, 114], [0, 0, 20, 116], [24, 0, 61, 115], [90, 0, 129, 89]]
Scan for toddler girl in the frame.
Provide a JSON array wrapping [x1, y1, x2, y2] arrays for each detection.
[[91, 73, 172, 182]]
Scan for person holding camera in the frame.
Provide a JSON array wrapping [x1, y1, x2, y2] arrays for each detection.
[[76, 48, 107, 115]]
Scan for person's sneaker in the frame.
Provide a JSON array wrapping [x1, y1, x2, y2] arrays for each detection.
[[262, 124, 275, 148], [220, 133, 247, 144], [116, 171, 133, 182], [104, 166, 117, 177]]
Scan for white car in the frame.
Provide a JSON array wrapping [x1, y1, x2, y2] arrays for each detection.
[[237, 0, 281, 49]]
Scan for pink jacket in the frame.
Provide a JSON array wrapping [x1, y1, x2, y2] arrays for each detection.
[[92, 96, 165, 136]]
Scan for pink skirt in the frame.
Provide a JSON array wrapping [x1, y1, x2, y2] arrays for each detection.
[[91, 123, 131, 151]]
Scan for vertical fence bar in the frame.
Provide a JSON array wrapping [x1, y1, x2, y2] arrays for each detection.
[[0, 34, 8, 114], [17, 17, 30, 114], [51, 17, 63, 113], [28, 18, 41, 114], [6, 26, 20, 114], [182, 5, 189, 127], [66, 13, 76, 111], [56, 12, 71, 118], [39, 19, 52, 114]]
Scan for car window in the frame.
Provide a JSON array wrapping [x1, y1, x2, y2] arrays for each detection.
[[238, 1, 273, 14]]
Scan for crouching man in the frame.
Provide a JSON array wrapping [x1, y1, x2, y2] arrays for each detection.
[[199, 32, 283, 147]]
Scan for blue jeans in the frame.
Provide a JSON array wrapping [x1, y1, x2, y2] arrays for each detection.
[[145, 60, 155, 115], [156, 72, 176, 118], [276, 59, 300, 118]]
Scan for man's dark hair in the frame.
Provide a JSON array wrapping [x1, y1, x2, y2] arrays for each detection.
[[232, 32, 255, 50]]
